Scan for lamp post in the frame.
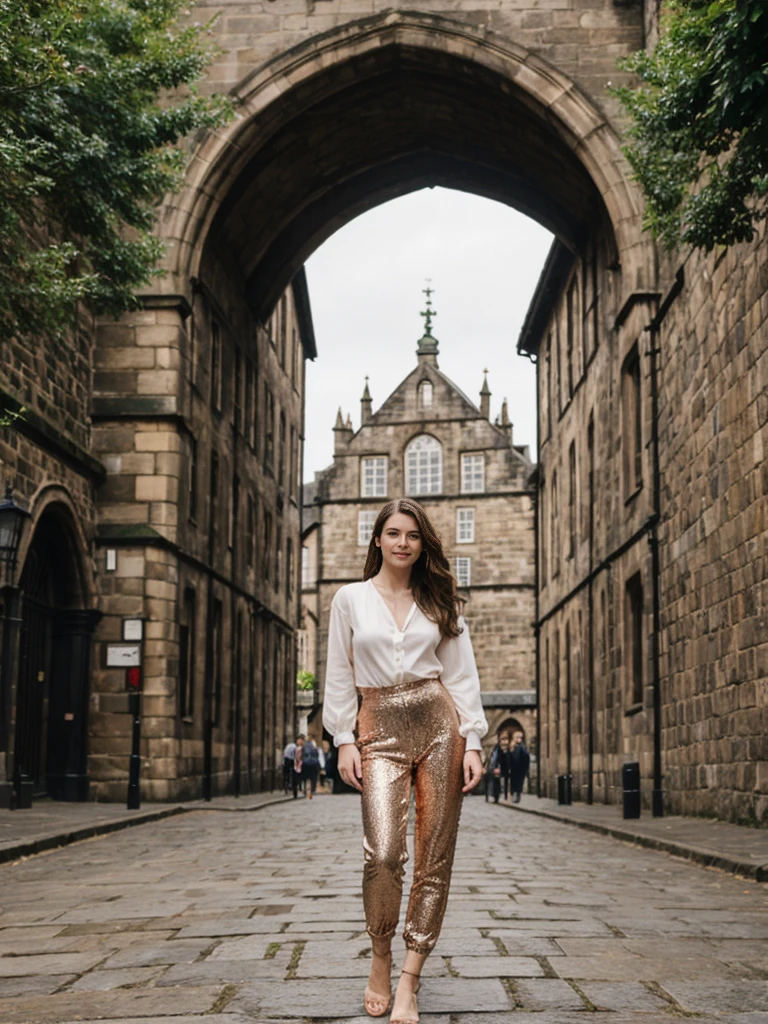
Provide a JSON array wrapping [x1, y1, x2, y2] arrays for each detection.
[[0, 485, 31, 809]]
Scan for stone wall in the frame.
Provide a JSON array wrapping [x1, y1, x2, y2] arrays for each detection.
[[90, 265, 308, 800], [524, 217, 768, 824], [655, 230, 768, 824], [190, 0, 642, 125]]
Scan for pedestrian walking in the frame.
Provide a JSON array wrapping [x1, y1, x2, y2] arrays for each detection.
[[283, 739, 297, 793], [508, 729, 530, 803], [485, 732, 510, 804], [292, 736, 305, 799], [302, 738, 321, 799], [323, 497, 487, 1024]]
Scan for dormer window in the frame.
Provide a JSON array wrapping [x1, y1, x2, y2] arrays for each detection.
[[418, 380, 433, 410]]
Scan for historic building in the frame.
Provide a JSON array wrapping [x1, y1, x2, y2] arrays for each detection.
[[0, 270, 315, 806], [520, 222, 768, 824], [304, 312, 537, 757], [3, 0, 767, 823], [0, 309, 104, 807]]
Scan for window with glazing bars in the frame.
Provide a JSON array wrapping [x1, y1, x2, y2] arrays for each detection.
[[461, 453, 484, 493], [358, 509, 377, 546], [455, 556, 472, 587], [456, 507, 475, 543], [406, 435, 442, 495], [361, 456, 387, 497]]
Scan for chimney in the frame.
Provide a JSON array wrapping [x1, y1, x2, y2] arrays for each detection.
[[480, 369, 491, 420]]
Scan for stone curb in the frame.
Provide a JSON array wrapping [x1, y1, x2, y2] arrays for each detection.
[[0, 794, 293, 866], [504, 801, 768, 882]]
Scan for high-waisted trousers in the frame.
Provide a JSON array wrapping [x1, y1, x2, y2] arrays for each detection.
[[357, 677, 465, 955]]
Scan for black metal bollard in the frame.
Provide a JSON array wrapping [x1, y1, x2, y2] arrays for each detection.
[[126, 689, 141, 810], [557, 773, 572, 805], [622, 761, 641, 819]]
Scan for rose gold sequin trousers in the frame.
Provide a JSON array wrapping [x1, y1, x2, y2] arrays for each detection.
[[357, 677, 465, 954]]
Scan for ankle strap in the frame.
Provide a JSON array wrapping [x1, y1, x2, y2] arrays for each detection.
[[401, 969, 421, 979]]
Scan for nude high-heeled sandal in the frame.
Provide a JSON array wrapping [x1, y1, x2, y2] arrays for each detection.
[[389, 968, 421, 1024], [364, 949, 392, 1017]]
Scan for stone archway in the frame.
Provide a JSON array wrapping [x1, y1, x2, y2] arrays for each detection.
[[155, 11, 654, 315], [91, 6, 658, 803]]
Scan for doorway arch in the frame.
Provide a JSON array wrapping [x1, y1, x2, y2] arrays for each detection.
[[157, 10, 654, 316], [14, 501, 99, 801]]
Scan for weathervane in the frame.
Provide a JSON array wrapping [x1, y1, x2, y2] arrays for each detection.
[[420, 279, 436, 335]]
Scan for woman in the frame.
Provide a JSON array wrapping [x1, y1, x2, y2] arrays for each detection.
[[323, 498, 487, 1024]]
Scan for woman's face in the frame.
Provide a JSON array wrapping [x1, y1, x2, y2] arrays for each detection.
[[375, 512, 423, 572]]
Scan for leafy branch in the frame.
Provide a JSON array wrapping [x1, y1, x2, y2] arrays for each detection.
[[612, 0, 768, 251], [0, 0, 234, 343]]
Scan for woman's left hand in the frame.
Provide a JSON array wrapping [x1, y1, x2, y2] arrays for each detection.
[[462, 749, 484, 793]]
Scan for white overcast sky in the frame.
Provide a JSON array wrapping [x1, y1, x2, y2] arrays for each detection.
[[303, 187, 553, 483]]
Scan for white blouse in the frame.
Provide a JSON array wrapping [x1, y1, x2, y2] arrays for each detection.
[[323, 579, 488, 751]]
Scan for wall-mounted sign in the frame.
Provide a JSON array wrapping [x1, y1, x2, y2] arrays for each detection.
[[122, 619, 143, 641], [106, 644, 141, 667]]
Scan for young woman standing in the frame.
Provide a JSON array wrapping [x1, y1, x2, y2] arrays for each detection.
[[323, 498, 487, 1024]]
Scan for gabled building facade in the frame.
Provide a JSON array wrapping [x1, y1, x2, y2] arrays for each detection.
[[307, 324, 537, 759]]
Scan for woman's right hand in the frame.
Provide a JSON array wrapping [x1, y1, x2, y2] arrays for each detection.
[[337, 743, 363, 791]]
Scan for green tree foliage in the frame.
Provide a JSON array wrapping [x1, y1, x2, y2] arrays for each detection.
[[0, 0, 232, 341], [614, 0, 768, 251]]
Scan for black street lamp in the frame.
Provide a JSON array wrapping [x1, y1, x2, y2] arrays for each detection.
[[0, 485, 31, 809]]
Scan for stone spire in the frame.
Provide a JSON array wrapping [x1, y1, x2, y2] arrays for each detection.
[[333, 407, 352, 453], [500, 396, 513, 443], [361, 376, 372, 425], [480, 369, 491, 419], [417, 281, 439, 367]]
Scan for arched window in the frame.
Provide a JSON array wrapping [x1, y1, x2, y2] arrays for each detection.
[[418, 380, 433, 409], [405, 435, 442, 495]]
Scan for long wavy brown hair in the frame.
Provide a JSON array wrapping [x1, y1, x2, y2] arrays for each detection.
[[362, 498, 463, 638]]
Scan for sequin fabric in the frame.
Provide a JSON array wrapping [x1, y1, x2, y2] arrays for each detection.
[[357, 677, 465, 954]]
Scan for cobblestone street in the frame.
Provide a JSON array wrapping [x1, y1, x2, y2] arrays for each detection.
[[0, 795, 765, 1024]]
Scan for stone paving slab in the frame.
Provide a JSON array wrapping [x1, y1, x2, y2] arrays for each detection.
[[552, 953, 753, 982], [506, 795, 768, 881], [0, 792, 291, 864], [0, 796, 766, 1022], [0, 974, 76, 998], [662, 980, 768, 1013], [449, 954, 544, 976], [513, 977, 586, 1011], [69, 965, 166, 990], [577, 980, 673, 1012], [0, 985, 225, 1023], [56, 1017, 262, 1024]]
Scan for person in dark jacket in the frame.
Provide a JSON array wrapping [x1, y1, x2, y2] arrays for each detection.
[[508, 730, 531, 803], [485, 732, 510, 804], [302, 738, 321, 799]]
